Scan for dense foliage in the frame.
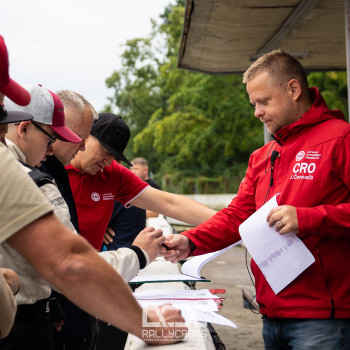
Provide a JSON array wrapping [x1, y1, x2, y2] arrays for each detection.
[[105, 0, 348, 194]]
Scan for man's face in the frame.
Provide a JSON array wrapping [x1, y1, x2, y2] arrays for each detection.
[[72, 136, 115, 175], [52, 106, 94, 166], [131, 163, 148, 180], [246, 71, 298, 135], [22, 121, 57, 167]]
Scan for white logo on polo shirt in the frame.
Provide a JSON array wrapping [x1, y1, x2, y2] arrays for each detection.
[[103, 193, 114, 201], [91, 192, 100, 202], [296, 151, 305, 161]]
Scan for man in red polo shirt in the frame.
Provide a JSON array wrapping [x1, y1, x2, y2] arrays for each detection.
[[68, 113, 216, 251]]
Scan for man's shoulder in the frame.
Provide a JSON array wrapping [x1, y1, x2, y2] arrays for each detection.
[[20, 163, 56, 188], [310, 117, 350, 141]]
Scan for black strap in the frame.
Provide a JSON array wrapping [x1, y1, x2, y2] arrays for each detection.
[[128, 245, 147, 269], [19, 161, 55, 187], [28, 169, 55, 187]]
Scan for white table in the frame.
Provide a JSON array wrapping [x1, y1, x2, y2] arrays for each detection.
[[124, 258, 216, 350]]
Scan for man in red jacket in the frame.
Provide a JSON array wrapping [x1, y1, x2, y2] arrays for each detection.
[[163, 49, 350, 349]]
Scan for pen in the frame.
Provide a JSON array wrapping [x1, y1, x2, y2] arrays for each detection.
[[161, 243, 170, 250]]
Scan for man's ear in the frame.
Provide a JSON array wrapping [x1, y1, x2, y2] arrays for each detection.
[[287, 79, 302, 101], [17, 120, 32, 138]]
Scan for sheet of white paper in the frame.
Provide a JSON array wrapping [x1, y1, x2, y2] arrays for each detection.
[[239, 194, 315, 294], [133, 289, 219, 300], [134, 290, 236, 328], [129, 274, 207, 283], [137, 298, 219, 312], [137, 300, 236, 327], [181, 308, 237, 328], [181, 242, 241, 278]]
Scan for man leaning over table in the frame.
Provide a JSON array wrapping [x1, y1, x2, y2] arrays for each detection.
[[0, 35, 187, 349]]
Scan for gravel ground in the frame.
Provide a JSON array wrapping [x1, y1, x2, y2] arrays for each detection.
[[196, 244, 265, 350]]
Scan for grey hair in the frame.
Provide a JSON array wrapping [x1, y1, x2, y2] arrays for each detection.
[[56, 90, 98, 120]]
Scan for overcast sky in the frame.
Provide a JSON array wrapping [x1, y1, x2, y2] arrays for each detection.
[[1, 0, 174, 112]]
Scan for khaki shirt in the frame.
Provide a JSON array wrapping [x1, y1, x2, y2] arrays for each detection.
[[3, 141, 147, 305], [0, 142, 53, 244]]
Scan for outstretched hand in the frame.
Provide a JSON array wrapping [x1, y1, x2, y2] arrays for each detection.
[[132, 227, 166, 262], [159, 234, 191, 263]]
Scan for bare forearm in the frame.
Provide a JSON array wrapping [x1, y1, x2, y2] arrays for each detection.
[[53, 249, 144, 338], [168, 195, 217, 225], [7, 214, 144, 338], [133, 188, 217, 226]]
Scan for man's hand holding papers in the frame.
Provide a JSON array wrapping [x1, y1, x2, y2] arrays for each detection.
[[266, 204, 299, 235]]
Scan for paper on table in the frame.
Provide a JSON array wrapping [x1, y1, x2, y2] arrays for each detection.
[[239, 194, 315, 294], [181, 308, 237, 328], [139, 299, 235, 327], [129, 274, 209, 284], [133, 288, 220, 300], [181, 242, 241, 279], [137, 298, 219, 312], [134, 289, 236, 328]]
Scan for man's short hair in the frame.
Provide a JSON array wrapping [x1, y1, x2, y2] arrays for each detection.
[[242, 49, 308, 89], [131, 157, 148, 167], [56, 90, 98, 120]]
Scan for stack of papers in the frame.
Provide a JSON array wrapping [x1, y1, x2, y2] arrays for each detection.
[[134, 289, 237, 328]]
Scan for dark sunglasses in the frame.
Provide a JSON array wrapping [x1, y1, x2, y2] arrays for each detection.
[[32, 121, 57, 147], [0, 103, 8, 122]]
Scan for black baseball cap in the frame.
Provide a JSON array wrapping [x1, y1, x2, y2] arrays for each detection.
[[91, 113, 132, 167], [0, 105, 33, 125]]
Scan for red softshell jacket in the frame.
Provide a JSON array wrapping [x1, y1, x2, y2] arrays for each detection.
[[184, 87, 350, 318]]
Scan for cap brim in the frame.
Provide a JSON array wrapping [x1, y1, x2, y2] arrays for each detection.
[[0, 111, 34, 125], [1, 78, 31, 106], [99, 139, 133, 167], [49, 125, 82, 143]]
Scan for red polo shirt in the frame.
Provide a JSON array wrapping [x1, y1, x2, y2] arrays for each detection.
[[66, 161, 149, 250]]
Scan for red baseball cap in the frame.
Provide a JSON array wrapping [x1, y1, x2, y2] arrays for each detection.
[[5, 85, 82, 143], [0, 35, 31, 106]]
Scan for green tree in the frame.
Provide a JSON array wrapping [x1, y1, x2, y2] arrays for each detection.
[[105, 1, 347, 193], [105, 0, 263, 193], [307, 71, 348, 120]]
